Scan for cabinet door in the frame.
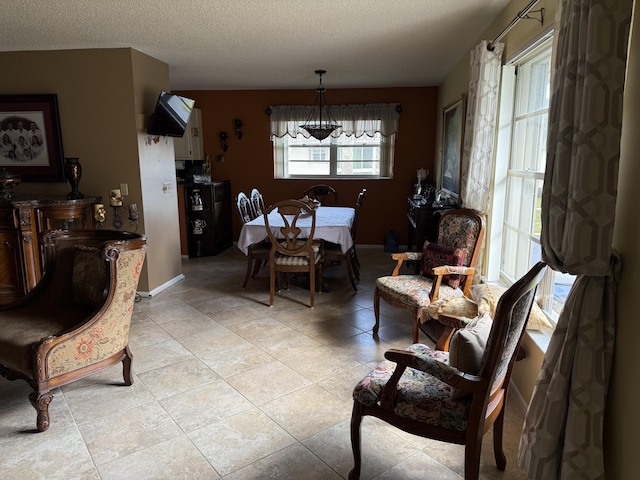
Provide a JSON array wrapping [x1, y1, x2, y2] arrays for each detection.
[[36, 204, 92, 231], [0, 229, 26, 301], [174, 108, 203, 160]]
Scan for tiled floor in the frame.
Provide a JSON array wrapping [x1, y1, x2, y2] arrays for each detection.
[[0, 246, 527, 479]]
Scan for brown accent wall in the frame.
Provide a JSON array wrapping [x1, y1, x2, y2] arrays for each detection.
[[174, 87, 439, 246]]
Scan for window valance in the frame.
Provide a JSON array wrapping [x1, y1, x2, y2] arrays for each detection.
[[268, 103, 401, 139]]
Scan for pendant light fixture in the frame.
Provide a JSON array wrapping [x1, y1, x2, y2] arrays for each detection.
[[300, 70, 341, 141]]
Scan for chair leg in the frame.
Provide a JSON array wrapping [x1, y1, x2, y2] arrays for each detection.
[[412, 309, 421, 344], [348, 401, 364, 480], [353, 246, 361, 268], [242, 256, 253, 288], [269, 267, 276, 306], [250, 259, 263, 279], [309, 267, 315, 308], [29, 390, 54, 432], [373, 288, 381, 335], [346, 253, 358, 291], [464, 439, 483, 480], [493, 406, 507, 470], [122, 344, 134, 386]]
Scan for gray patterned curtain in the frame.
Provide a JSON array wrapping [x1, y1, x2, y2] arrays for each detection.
[[518, 0, 633, 478]]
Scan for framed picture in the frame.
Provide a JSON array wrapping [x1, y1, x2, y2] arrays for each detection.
[[0, 94, 65, 182], [440, 95, 466, 202]]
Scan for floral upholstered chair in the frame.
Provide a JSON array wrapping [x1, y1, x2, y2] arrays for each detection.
[[349, 262, 547, 480], [0, 229, 147, 432], [373, 208, 485, 343]]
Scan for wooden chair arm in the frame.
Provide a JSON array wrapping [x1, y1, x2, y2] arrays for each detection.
[[430, 266, 476, 300], [379, 348, 486, 410], [390, 251, 422, 276]]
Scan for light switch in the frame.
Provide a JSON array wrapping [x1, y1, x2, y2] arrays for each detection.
[[163, 182, 171, 193], [120, 183, 129, 196]]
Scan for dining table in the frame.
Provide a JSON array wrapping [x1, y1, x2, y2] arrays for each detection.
[[237, 205, 355, 255]]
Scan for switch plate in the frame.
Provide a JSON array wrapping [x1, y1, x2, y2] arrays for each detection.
[[162, 182, 171, 193], [120, 183, 129, 196]]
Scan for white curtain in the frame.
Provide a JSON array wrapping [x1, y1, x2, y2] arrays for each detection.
[[460, 40, 504, 213], [518, 0, 633, 478], [268, 103, 401, 139]]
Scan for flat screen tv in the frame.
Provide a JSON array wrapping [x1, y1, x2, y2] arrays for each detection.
[[147, 92, 196, 137]]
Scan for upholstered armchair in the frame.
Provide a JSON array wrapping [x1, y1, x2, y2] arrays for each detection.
[[373, 208, 485, 343], [0, 229, 147, 432], [349, 262, 547, 480]]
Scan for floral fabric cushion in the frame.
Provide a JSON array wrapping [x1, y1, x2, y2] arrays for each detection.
[[424, 295, 479, 321], [420, 241, 466, 289], [376, 275, 464, 309], [72, 246, 108, 308], [353, 343, 472, 430], [470, 283, 552, 330], [448, 313, 493, 399]]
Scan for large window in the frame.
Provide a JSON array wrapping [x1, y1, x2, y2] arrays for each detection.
[[493, 36, 574, 323], [269, 103, 399, 179]]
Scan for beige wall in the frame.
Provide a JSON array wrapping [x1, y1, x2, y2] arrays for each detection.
[[607, 4, 639, 477], [0, 48, 182, 293]]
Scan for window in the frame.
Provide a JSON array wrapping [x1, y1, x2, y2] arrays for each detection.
[[269, 103, 399, 179], [492, 36, 574, 323]]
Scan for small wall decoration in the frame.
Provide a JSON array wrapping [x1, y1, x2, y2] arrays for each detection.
[[440, 95, 466, 202], [0, 94, 65, 182]]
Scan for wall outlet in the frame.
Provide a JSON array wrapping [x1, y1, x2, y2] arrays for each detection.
[[120, 183, 129, 196]]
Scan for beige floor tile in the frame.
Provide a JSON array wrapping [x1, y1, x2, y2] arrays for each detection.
[[200, 342, 278, 379], [225, 361, 312, 405], [137, 358, 220, 400], [78, 401, 182, 466], [188, 408, 296, 476], [260, 384, 352, 440], [156, 313, 225, 339], [178, 326, 248, 357], [281, 344, 365, 383], [224, 443, 342, 480], [227, 315, 294, 342], [253, 328, 324, 359], [145, 302, 204, 324], [160, 379, 253, 432], [97, 435, 220, 480], [132, 338, 197, 374], [372, 451, 463, 480]]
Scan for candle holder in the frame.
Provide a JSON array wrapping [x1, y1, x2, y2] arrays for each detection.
[[94, 203, 106, 229], [111, 205, 122, 230], [128, 203, 139, 232]]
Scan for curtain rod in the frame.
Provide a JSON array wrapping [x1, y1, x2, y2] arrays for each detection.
[[488, 0, 544, 51]]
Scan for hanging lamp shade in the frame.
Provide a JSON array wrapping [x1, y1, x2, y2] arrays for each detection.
[[300, 70, 341, 141]]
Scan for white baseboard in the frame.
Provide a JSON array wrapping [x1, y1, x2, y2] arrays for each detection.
[[137, 274, 185, 297]]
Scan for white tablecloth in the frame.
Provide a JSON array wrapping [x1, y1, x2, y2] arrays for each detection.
[[237, 206, 355, 255]]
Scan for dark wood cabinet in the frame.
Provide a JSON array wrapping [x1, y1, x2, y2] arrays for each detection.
[[0, 196, 100, 304], [181, 181, 232, 258], [406, 197, 456, 251]]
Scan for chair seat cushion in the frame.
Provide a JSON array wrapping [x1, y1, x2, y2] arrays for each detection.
[[353, 344, 471, 430], [376, 275, 463, 308], [274, 250, 322, 266]]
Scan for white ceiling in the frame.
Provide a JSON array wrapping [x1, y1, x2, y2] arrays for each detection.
[[1, 0, 512, 90]]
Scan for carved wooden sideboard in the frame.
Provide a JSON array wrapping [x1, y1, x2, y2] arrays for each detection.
[[0, 196, 100, 304]]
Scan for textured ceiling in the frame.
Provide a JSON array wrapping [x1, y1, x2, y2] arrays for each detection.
[[0, 0, 512, 90]]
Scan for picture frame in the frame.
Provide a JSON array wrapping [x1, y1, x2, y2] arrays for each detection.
[[0, 94, 65, 182], [440, 95, 466, 202]]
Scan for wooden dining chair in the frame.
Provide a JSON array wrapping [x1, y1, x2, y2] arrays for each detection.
[[236, 192, 269, 288], [348, 262, 547, 480], [264, 199, 324, 308], [324, 188, 366, 291], [250, 188, 265, 217], [303, 184, 338, 206]]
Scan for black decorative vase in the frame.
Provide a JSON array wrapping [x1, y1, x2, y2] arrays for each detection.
[[65, 158, 84, 200]]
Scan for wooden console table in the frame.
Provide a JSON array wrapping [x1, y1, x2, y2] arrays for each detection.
[[0, 196, 100, 304], [406, 197, 456, 251]]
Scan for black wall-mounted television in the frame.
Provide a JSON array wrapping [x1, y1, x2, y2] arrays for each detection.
[[147, 92, 196, 137]]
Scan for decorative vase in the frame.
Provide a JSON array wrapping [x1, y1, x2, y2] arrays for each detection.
[[64, 158, 84, 199]]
